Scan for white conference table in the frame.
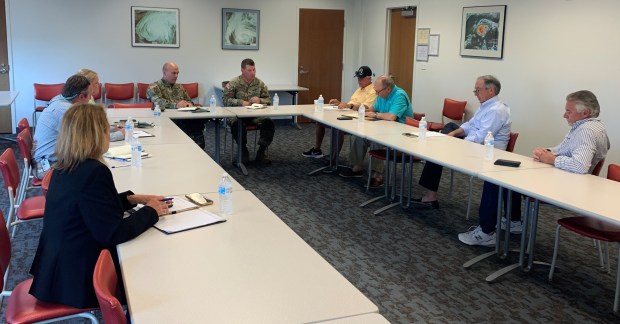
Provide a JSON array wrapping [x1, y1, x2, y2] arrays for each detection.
[[117, 190, 378, 323], [107, 107, 236, 163], [108, 117, 194, 146], [109, 142, 244, 195], [302, 108, 551, 175]]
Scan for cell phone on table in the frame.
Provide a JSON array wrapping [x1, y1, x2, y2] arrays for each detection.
[[337, 116, 353, 120], [494, 159, 521, 167], [402, 132, 418, 138]]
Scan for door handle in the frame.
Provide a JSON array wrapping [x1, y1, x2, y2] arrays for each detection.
[[299, 65, 309, 75], [0, 64, 9, 74]]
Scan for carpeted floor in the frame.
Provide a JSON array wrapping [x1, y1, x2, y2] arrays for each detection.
[[0, 122, 618, 323]]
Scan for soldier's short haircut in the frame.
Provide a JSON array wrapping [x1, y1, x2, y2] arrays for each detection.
[[241, 58, 255, 69]]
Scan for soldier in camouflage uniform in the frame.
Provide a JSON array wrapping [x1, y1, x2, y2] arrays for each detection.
[[147, 62, 205, 147], [223, 58, 274, 164]]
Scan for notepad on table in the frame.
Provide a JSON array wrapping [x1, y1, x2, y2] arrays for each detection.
[[341, 113, 379, 121], [177, 107, 198, 112], [133, 130, 154, 138], [154, 196, 225, 234], [104, 145, 151, 162], [244, 103, 266, 109]]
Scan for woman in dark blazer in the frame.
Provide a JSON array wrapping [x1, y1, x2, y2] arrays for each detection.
[[29, 103, 170, 309]]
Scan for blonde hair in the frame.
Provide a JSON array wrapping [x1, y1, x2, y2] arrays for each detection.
[[76, 68, 98, 82], [54, 103, 109, 172]]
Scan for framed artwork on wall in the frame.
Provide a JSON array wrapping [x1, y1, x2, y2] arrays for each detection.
[[222, 8, 260, 50], [131, 6, 180, 48], [460, 5, 506, 59]]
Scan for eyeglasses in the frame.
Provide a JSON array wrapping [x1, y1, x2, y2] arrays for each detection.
[[473, 87, 487, 94], [375, 87, 387, 94]]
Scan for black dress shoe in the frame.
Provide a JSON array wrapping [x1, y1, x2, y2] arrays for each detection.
[[412, 198, 439, 209]]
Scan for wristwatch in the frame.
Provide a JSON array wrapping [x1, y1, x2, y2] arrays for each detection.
[[374, 112, 378, 118]]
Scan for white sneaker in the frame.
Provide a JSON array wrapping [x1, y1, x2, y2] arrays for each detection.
[[499, 217, 523, 234], [458, 226, 496, 246]]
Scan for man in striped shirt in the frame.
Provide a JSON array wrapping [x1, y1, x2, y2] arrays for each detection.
[[533, 90, 610, 174]]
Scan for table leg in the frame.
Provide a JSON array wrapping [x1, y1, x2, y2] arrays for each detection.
[[373, 151, 406, 215], [214, 118, 221, 164], [287, 91, 302, 130], [236, 118, 248, 176]]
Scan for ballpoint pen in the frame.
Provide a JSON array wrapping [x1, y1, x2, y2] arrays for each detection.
[[160, 197, 174, 202]]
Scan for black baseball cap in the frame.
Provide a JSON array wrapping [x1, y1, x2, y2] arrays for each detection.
[[354, 66, 372, 78]]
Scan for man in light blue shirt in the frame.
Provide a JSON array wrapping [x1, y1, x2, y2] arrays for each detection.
[[415, 75, 511, 208], [339, 75, 413, 188], [33, 75, 92, 179]]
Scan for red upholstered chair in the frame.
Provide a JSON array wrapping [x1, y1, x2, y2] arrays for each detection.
[[94, 250, 127, 324], [16, 128, 42, 194], [108, 102, 153, 109], [137, 83, 149, 103], [0, 148, 45, 237], [17, 118, 30, 135], [41, 170, 53, 197], [428, 98, 467, 132], [549, 164, 620, 312], [0, 213, 99, 323], [181, 82, 199, 104], [33, 83, 64, 127], [104, 83, 135, 105]]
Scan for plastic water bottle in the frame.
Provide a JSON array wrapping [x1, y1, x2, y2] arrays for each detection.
[[358, 104, 366, 123], [209, 95, 216, 111], [484, 131, 495, 160], [131, 135, 142, 168], [317, 94, 324, 112], [218, 173, 233, 216], [273, 93, 279, 110], [124, 117, 134, 144], [153, 104, 161, 126], [419, 117, 427, 141]]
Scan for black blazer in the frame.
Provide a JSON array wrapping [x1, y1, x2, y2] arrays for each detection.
[[29, 159, 158, 309]]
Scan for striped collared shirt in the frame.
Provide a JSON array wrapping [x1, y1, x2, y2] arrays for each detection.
[[551, 118, 610, 174]]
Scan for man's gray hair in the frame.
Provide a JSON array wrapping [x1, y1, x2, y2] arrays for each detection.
[[566, 90, 600, 118], [477, 75, 501, 95], [378, 75, 395, 89]]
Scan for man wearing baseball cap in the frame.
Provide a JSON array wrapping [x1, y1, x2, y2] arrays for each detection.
[[302, 66, 377, 163]]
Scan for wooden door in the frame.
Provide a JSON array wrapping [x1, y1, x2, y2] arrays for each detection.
[[298, 9, 344, 112], [0, 1, 11, 133], [388, 8, 416, 100]]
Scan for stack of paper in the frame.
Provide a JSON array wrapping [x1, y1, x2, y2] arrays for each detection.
[[245, 103, 266, 109], [104, 145, 150, 162]]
